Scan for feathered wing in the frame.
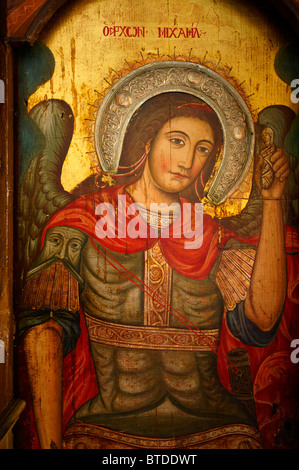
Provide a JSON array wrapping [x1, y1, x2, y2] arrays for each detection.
[[214, 179, 262, 311], [219, 182, 263, 238], [18, 99, 76, 282], [214, 173, 262, 311]]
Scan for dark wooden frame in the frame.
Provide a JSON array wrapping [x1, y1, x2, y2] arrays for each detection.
[[0, 17, 19, 451]]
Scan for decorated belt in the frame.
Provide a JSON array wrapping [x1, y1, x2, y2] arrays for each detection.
[[85, 312, 219, 351], [63, 421, 263, 449]]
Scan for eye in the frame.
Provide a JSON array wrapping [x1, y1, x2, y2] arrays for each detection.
[[170, 138, 185, 146], [197, 146, 212, 156], [69, 240, 82, 251], [49, 236, 62, 246]]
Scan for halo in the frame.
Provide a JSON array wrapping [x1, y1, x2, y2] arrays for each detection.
[[94, 61, 254, 205]]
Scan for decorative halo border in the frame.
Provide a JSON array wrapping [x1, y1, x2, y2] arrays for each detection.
[[94, 61, 255, 205]]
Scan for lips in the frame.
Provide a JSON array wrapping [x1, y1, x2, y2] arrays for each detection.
[[170, 171, 190, 179]]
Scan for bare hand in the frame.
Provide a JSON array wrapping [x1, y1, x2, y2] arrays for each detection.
[[255, 147, 290, 200]]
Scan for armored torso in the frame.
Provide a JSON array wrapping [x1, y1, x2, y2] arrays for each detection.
[[73, 238, 254, 437]]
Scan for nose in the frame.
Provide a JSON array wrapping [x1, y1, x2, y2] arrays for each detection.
[[177, 144, 195, 171], [56, 240, 69, 260]]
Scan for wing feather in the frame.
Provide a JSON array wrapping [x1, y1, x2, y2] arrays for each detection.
[[18, 99, 75, 282]]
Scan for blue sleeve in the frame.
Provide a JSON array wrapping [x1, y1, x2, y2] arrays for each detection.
[[18, 307, 81, 357], [226, 301, 282, 347]]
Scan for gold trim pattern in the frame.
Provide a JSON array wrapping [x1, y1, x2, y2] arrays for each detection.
[[85, 313, 219, 351], [63, 421, 263, 449], [144, 241, 172, 326]]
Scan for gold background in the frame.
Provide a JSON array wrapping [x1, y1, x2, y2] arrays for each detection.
[[28, 0, 298, 216]]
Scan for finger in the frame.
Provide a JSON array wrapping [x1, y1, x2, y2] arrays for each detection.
[[270, 149, 285, 164], [278, 168, 290, 182], [273, 159, 289, 172], [275, 164, 290, 180], [272, 159, 289, 172], [272, 158, 289, 173], [272, 152, 288, 170]]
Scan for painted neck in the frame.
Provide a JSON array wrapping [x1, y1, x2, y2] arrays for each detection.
[[126, 160, 180, 209]]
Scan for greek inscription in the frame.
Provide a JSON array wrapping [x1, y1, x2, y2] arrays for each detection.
[[158, 27, 206, 39], [103, 25, 146, 37], [102, 25, 206, 40]]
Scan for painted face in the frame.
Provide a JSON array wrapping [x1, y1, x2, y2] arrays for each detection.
[[42, 227, 86, 270], [147, 116, 215, 194], [262, 127, 274, 146]]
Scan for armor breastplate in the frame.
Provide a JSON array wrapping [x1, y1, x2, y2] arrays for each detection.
[[72, 237, 254, 433], [80, 238, 224, 332]]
